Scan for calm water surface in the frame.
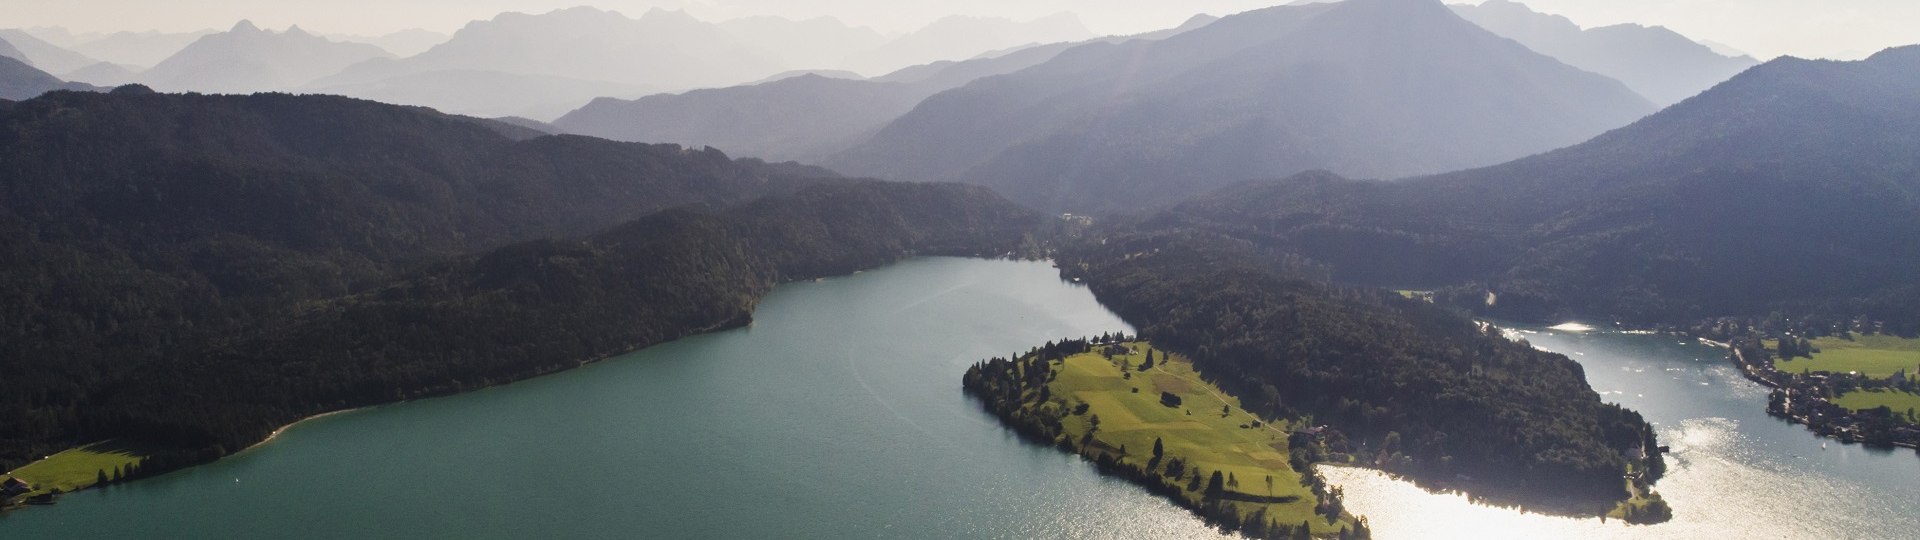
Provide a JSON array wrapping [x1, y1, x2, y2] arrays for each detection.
[[1326, 327, 1920, 539], [4, 260, 1914, 538], [0, 258, 1229, 539]]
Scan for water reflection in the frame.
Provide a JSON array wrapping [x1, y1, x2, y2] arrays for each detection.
[[1327, 329, 1920, 540]]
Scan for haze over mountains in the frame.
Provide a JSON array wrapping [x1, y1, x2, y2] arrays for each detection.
[[553, 40, 1095, 162], [838, 13, 1094, 75], [550, 15, 1232, 162], [141, 21, 391, 94], [18, 28, 215, 69], [830, 0, 1655, 212], [1156, 45, 1920, 323], [0, 55, 100, 100], [1450, 0, 1758, 105]]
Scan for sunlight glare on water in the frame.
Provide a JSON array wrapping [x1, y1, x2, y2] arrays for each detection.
[[1327, 328, 1920, 540]]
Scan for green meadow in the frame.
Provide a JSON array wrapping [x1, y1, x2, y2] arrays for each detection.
[[1833, 389, 1920, 420], [4, 440, 151, 497], [1774, 334, 1920, 379], [1043, 343, 1355, 536]]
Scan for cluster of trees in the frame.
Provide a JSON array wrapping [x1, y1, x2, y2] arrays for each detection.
[[0, 90, 1039, 476], [1053, 230, 1664, 516], [962, 340, 1370, 539]]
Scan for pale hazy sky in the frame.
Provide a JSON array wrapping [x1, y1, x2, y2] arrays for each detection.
[[2, 0, 1915, 60]]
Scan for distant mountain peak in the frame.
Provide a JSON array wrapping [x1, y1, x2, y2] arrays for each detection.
[[231, 20, 262, 34]]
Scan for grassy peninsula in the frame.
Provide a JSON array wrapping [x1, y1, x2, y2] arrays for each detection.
[[965, 336, 1368, 539]]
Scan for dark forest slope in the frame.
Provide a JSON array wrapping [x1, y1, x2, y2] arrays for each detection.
[[0, 90, 839, 469]]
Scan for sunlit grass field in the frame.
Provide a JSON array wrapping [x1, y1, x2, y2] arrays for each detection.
[[1773, 334, 1920, 378], [5, 440, 150, 496], [1044, 343, 1352, 535]]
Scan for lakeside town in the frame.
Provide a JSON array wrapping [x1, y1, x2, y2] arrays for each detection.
[[1719, 335, 1920, 451]]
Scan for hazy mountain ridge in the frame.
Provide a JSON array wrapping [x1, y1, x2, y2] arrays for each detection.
[[0, 29, 101, 74], [0, 56, 102, 100], [20, 27, 215, 68], [140, 21, 391, 93], [1451, 0, 1758, 105], [552, 38, 1094, 162], [1157, 46, 1920, 324], [829, 0, 1655, 213]]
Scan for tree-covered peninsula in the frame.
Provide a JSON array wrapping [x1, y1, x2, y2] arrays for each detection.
[[1045, 231, 1668, 521]]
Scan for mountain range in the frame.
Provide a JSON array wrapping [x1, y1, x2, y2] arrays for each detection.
[[0, 29, 101, 75], [552, 40, 1095, 162], [828, 0, 1656, 213], [17, 27, 215, 69], [140, 21, 390, 93], [549, 14, 1236, 163], [1451, 0, 1758, 105], [1152, 45, 1920, 325]]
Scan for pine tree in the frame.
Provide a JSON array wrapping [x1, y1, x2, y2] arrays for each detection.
[[1152, 437, 1165, 458]]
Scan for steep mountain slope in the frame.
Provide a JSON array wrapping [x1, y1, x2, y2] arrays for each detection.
[[557, 75, 927, 162], [1452, 0, 1758, 105], [830, 0, 1655, 213], [0, 89, 848, 469], [553, 39, 1085, 162], [140, 21, 390, 93], [0, 56, 99, 100], [0, 29, 100, 74], [0, 35, 26, 65], [552, 16, 1238, 165], [1159, 47, 1920, 324]]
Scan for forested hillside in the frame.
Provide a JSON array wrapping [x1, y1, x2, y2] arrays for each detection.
[[1151, 46, 1920, 326], [63, 181, 1038, 473], [1056, 231, 1664, 513], [0, 89, 840, 470]]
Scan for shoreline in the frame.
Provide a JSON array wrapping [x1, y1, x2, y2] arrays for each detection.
[[242, 408, 367, 454]]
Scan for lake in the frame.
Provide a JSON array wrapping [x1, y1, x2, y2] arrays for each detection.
[[3, 259, 1914, 538], [0, 258, 1232, 538], [1325, 327, 1920, 539]]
